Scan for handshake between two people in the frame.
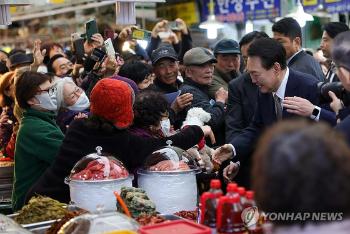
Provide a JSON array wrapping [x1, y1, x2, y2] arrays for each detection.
[[190, 129, 239, 181], [212, 144, 240, 183]]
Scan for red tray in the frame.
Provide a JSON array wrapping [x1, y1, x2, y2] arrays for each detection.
[[139, 219, 211, 234]]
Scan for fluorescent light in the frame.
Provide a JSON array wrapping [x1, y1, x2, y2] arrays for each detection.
[[199, 0, 224, 39], [245, 20, 254, 33]]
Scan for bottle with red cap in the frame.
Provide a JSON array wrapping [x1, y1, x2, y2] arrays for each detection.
[[242, 191, 264, 234], [243, 191, 255, 209], [226, 183, 239, 197], [200, 179, 223, 231], [216, 193, 247, 234], [237, 187, 247, 206]]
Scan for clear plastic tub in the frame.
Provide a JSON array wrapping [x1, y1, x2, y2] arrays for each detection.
[[137, 141, 200, 214]]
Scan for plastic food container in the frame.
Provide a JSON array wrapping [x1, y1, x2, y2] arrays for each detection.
[[65, 146, 133, 212], [0, 214, 32, 234], [58, 212, 139, 234], [137, 141, 200, 214], [139, 220, 211, 234]]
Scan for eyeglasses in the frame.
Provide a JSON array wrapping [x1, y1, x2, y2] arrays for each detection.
[[38, 85, 57, 97], [69, 86, 82, 98]]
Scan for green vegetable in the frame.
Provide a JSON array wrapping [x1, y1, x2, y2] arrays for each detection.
[[14, 196, 67, 224], [119, 187, 156, 218]]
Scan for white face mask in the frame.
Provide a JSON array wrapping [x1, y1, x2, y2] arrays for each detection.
[[160, 118, 171, 137], [34, 92, 57, 111], [67, 92, 90, 111]]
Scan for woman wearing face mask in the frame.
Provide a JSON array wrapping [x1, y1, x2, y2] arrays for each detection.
[[12, 71, 64, 211], [130, 91, 173, 138], [55, 79, 90, 133]]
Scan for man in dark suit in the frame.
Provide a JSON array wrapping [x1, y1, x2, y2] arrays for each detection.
[[320, 22, 349, 83], [225, 31, 268, 188], [283, 31, 350, 143], [226, 73, 257, 141], [226, 31, 268, 142], [273, 17, 324, 81], [213, 38, 319, 180]]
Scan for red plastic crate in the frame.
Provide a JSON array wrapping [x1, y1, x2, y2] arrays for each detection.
[[139, 220, 211, 234]]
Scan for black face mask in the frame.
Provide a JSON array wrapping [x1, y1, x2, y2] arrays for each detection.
[[0, 61, 9, 74]]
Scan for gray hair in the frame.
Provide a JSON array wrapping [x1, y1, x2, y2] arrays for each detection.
[[54, 77, 76, 111], [332, 31, 350, 71]]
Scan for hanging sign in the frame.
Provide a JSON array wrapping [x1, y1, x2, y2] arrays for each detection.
[[201, 0, 281, 23]]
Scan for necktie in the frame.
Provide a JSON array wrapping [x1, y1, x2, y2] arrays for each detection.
[[273, 94, 282, 120], [326, 63, 336, 82]]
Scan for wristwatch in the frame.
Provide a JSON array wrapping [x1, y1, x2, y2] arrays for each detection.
[[310, 106, 320, 120]]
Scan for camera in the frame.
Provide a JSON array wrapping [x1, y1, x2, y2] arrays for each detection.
[[318, 81, 344, 103], [84, 48, 106, 73]]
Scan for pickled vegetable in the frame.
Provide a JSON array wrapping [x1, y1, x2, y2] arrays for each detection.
[[14, 196, 67, 224]]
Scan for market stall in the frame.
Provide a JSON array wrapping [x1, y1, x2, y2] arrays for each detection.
[[0, 143, 263, 234]]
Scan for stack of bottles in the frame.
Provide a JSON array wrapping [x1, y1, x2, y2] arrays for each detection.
[[200, 179, 264, 234]]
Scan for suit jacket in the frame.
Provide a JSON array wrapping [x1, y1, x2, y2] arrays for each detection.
[[319, 108, 337, 126], [230, 69, 319, 159], [288, 50, 325, 82], [226, 72, 258, 142], [224, 73, 258, 188]]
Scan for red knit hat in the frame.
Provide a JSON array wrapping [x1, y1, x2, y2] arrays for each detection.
[[90, 78, 133, 129]]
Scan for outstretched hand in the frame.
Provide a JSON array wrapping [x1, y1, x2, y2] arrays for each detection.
[[171, 93, 193, 113], [223, 161, 240, 183], [283, 96, 314, 117], [32, 39, 46, 67], [212, 144, 234, 165]]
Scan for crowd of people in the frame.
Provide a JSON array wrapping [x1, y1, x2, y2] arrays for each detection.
[[1, 16, 350, 231]]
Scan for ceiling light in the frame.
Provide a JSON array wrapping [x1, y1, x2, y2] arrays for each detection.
[[286, 0, 314, 27], [199, 0, 224, 39]]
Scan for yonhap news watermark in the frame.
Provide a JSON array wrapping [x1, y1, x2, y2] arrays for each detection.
[[264, 212, 343, 222], [241, 206, 343, 226]]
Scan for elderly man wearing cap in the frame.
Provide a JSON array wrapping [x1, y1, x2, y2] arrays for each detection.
[[149, 46, 180, 93], [208, 39, 241, 99], [148, 46, 193, 118], [179, 47, 228, 145]]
